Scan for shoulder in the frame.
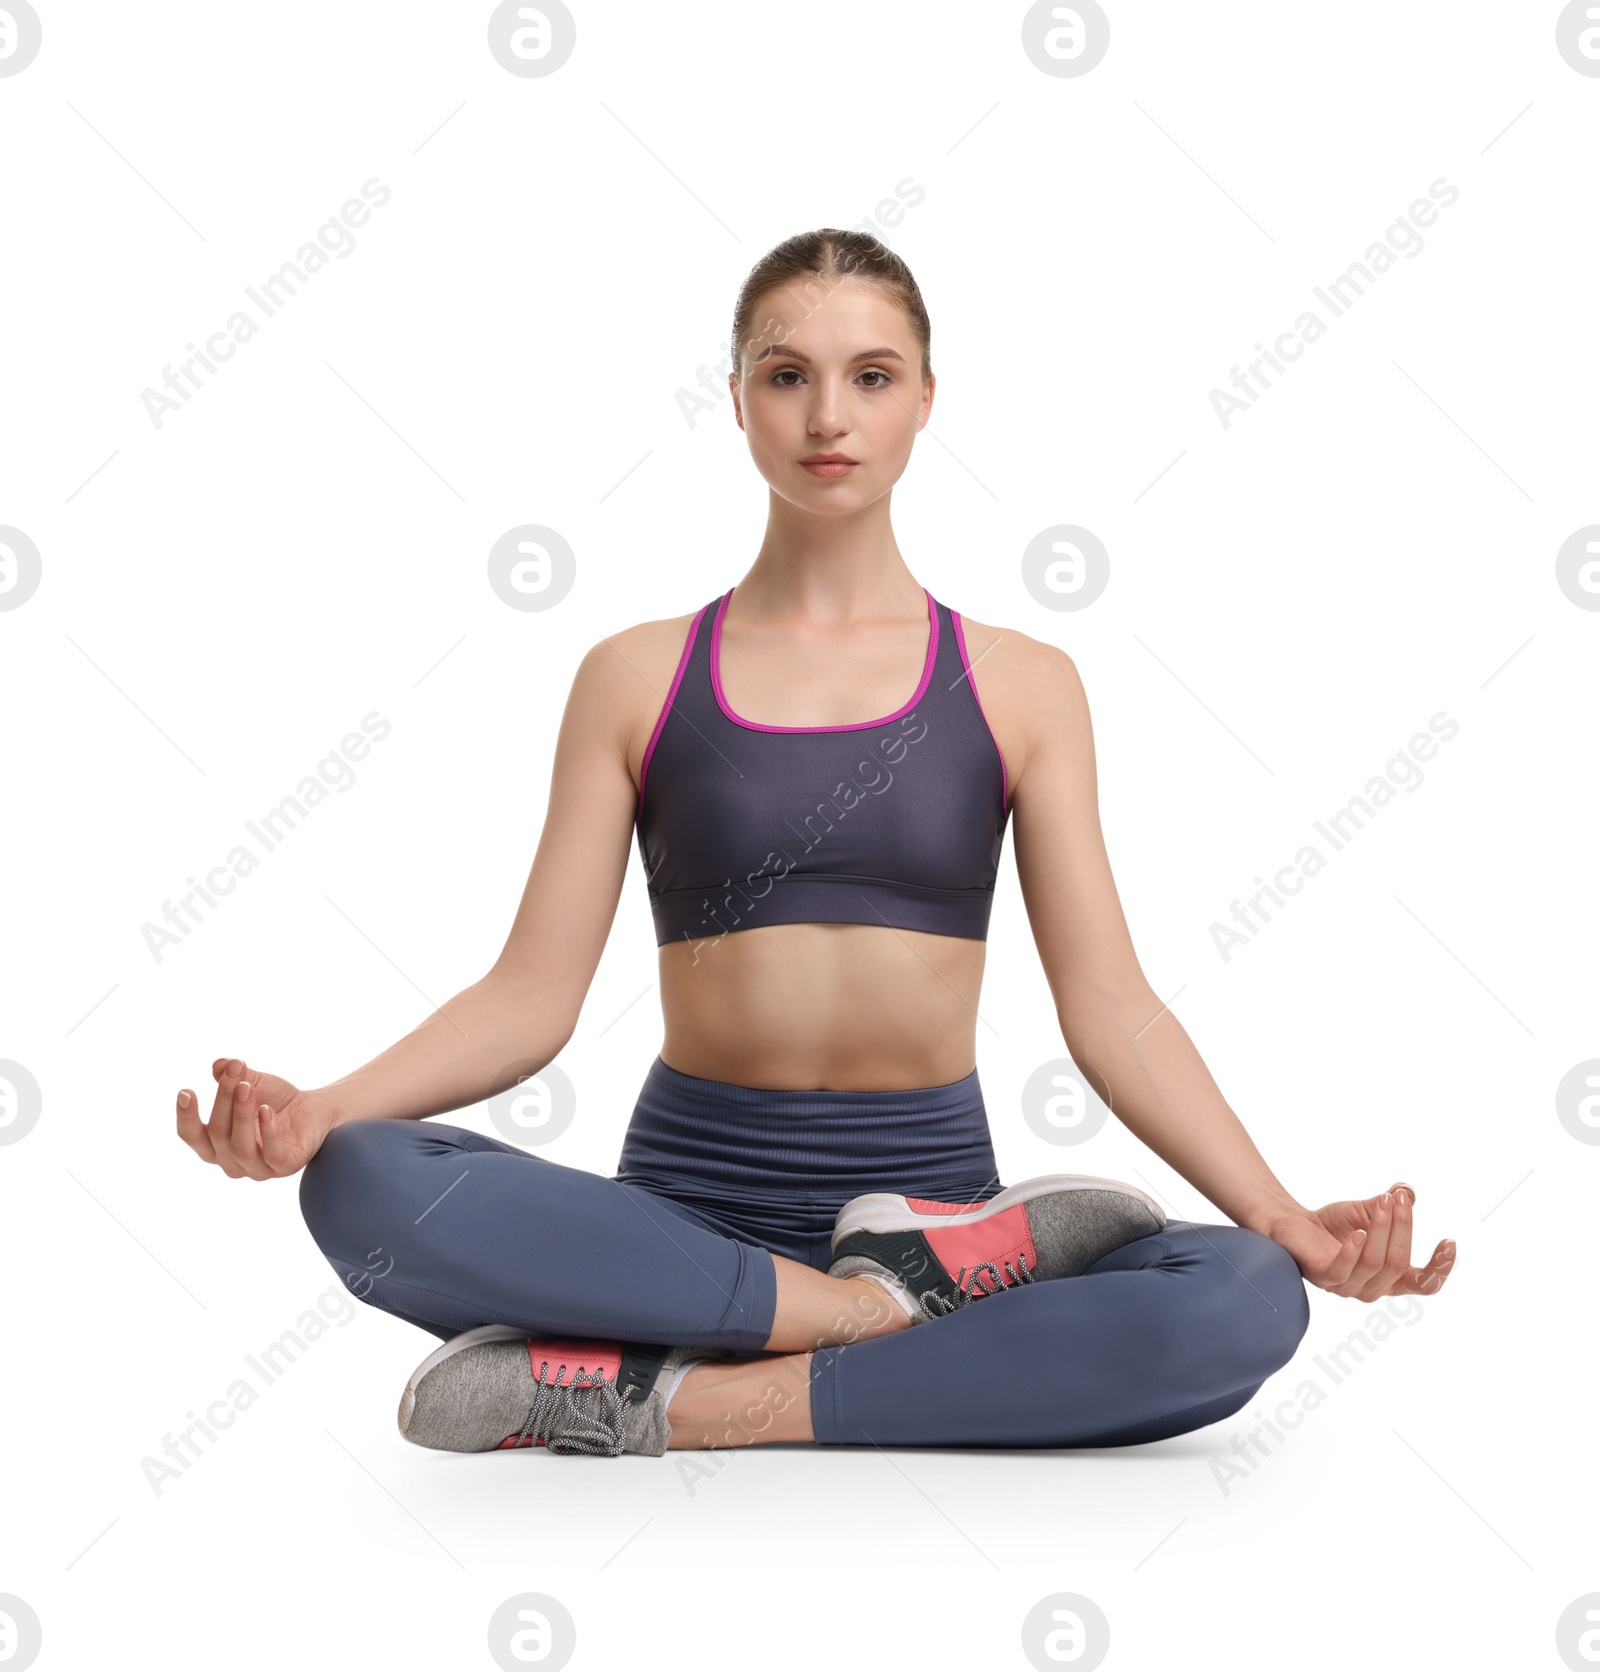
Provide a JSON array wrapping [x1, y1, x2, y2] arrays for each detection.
[[582, 607, 703, 690], [565, 607, 706, 757], [945, 610, 1094, 799], [946, 608, 1085, 710]]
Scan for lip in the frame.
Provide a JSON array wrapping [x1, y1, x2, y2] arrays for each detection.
[[800, 454, 858, 477]]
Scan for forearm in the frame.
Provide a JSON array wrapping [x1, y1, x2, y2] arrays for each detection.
[[312, 970, 574, 1126], [1062, 989, 1302, 1234]]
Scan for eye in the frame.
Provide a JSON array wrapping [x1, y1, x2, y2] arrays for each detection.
[[767, 366, 894, 389]]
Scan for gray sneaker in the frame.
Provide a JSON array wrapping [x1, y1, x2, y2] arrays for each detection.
[[828, 1173, 1165, 1323], [398, 1327, 723, 1457]]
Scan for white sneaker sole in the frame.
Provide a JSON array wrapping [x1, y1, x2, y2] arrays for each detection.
[[831, 1173, 1165, 1252]]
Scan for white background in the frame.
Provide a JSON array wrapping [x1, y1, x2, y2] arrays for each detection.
[[2, 2, 1595, 1668]]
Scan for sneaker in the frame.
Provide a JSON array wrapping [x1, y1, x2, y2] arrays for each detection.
[[828, 1174, 1165, 1323], [397, 1326, 724, 1457]]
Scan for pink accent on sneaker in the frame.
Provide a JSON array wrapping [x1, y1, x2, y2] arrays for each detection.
[[495, 1338, 626, 1449], [924, 1203, 1038, 1284], [902, 1196, 979, 1215], [522, 1338, 624, 1387]]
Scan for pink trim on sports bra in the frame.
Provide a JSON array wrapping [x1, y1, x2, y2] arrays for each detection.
[[636, 601, 711, 827], [952, 610, 1011, 816], [709, 585, 939, 734]]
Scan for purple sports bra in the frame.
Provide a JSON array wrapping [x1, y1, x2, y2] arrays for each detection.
[[634, 586, 1012, 947]]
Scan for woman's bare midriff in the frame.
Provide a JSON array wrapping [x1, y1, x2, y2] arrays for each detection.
[[657, 922, 985, 1091]]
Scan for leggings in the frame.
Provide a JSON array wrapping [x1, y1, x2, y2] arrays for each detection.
[[298, 1056, 1310, 1448]]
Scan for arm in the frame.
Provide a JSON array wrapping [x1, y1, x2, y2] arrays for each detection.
[[314, 629, 642, 1125], [176, 634, 644, 1178], [1009, 642, 1455, 1300]]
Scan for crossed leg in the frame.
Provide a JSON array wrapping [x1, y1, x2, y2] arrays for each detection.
[[299, 1117, 1311, 1451]]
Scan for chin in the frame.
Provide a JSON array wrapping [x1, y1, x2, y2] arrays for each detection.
[[792, 486, 870, 512]]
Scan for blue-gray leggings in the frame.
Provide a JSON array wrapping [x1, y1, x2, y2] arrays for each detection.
[[297, 1056, 1310, 1448]]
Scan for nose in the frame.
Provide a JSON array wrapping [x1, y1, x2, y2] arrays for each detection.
[[806, 381, 853, 437]]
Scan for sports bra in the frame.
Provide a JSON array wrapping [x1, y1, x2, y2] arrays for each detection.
[[635, 585, 1012, 947]]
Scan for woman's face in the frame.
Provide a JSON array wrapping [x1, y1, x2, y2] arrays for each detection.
[[730, 277, 934, 514]]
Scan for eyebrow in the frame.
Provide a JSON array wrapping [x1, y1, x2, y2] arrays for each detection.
[[748, 344, 907, 366]]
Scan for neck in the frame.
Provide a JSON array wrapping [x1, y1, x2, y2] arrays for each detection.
[[737, 495, 922, 621]]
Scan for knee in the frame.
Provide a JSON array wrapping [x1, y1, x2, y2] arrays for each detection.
[[1232, 1228, 1310, 1375], [298, 1117, 419, 1251], [1196, 1226, 1310, 1382]]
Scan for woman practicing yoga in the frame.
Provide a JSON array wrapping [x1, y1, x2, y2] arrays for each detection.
[[174, 229, 1456, 1458]]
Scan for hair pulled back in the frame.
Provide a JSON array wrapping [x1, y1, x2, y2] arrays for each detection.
[[729, 229, 932, 384]]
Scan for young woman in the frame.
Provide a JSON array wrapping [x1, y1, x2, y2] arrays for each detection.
[[175, 230, 1455, 1459]]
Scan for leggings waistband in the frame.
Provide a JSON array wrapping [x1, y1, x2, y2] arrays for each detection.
[[614, 1055, 1001, 1202]]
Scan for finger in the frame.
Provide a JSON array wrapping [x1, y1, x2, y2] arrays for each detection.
[[176, 1090, 218, 1164], [227, 1079, 272, 1181], [209, 1057, 246, 1149], [1383, 1184, 1417, 1284], [1347, 1193, 1399, 1298], [1405, 1238, 1457, 1295], [258, 1104, 299, 1178], [208, 1060, 251, 1178], [1311, 1227, 1367, 1290]]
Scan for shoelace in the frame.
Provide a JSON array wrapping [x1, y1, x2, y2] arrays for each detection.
[[917, 1253, 1037, 1322], [515, 1357, 634, 1457]]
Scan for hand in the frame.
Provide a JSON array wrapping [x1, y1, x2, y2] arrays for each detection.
[[1261, 1184, 1455, 1301], [176, 1057, 342, 1181]]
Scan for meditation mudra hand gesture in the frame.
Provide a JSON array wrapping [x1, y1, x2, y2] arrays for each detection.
[[1259, 1186, 1455, 1300], [177, 1060, 335, 1182]]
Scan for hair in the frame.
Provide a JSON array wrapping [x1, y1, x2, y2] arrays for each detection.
[[729, 228, 932, 385]]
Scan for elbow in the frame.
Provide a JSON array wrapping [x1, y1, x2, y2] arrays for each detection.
[[1056, 983, 1162, 1073], [531, 1006, 580, 1062], [482, 968, 581, 1062]]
